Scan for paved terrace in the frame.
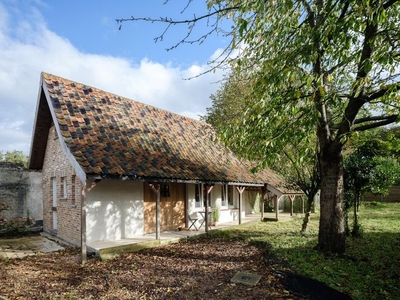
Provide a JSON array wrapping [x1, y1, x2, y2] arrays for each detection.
[[0, 213, 298, 260], [0, 234, 64, 259], [88, 213, 298, 260]]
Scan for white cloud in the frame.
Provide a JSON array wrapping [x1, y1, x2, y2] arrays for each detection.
[[0, 2, 225, 155]]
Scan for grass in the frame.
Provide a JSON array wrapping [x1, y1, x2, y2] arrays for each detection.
[[212, 202, 400, 300]]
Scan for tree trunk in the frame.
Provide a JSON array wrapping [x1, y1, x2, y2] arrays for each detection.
[[301, 193, 316, 233], [317, 150, 346, 253], [352, 193, 361, 237]]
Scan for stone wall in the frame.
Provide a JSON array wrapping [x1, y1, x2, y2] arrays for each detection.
[[0, 162, 42, 228]]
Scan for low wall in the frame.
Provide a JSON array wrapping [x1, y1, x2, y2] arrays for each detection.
[[363, 186, 400, 202], [0, 162, 42, 229]]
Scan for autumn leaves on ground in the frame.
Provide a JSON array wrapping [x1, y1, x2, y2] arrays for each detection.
[[0, 235, 304, 300], [2, 203, 399, 299]]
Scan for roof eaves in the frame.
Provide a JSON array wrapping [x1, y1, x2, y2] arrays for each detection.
[[86, 173, 265, 187]]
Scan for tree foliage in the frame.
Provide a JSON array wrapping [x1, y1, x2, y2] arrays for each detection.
[[206, 0, 400, 159], [204, 71, 321, 232], [210, 0, 400, 253], [119, 0, 400, 253], [0, 150, 28, 167], [343, 138, 400, 236]]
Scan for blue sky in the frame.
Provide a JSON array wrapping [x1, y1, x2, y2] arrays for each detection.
[[0, 0, 229, 155]]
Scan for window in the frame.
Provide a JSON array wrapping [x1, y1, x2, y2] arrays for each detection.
[[221, 185, 228, 207], [228, 185, 234, 207], [160, 184, 170, 197], [195, 184, 202, 208], [60, 177, 67, 199], [71, 175, 76, 205], [195, 184, 214, 208]]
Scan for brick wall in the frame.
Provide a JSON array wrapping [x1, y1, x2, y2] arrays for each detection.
[[42, 126, 82, 246]]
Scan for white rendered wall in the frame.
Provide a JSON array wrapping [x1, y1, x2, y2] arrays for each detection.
[[86, 180, 144, 243], [186, 183, 240, 225]]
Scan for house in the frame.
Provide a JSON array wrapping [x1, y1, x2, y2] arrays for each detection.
[[29, 72, 302, 261]]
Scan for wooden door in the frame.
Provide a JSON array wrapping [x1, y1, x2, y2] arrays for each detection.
[[143, 183, 186, 233]]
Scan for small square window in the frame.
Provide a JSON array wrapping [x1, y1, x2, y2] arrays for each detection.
[[161, 184, 170, 197]]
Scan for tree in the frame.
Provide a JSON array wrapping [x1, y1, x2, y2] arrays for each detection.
[[344, 127, 400, 236], [203, 72, 320, 233], [0, 150, 28, 167], [119, 0, 400, 253]]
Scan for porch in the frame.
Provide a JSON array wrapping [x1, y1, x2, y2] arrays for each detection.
[[88, 213, 269, 260]]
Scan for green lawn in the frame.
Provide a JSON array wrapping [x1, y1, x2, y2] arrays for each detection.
[[214, 202, 400, 300]]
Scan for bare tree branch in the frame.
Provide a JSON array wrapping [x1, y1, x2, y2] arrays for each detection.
[[354, 114, 399, 131], [383, 0, 400, 9], [116, 4, 240, 79], [365, 82, 400, 102], [354, 114, 399, 125]]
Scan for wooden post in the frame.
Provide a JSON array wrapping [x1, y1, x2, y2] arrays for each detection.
[[275, 195, 280, 220], [289, 195, 296, 216], [302, 196, 305, 214], [261, 185, 269, 221], [235, 186, 245, 225], [156, 184, 160, 240], [148, 183, 161, 240], [81, 179, 101, 264], [205, 185, 214, 233]]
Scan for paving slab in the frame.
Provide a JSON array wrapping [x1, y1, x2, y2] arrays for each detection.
[[231, 271, 262, 286], [0, 234, 64, 259]]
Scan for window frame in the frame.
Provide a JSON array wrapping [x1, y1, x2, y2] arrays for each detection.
[[160, 184, 170, 197], [227, 185, 234, 208], [194, 184, 203, 208], [71, 175, 76, 206], [60, 177, 68, 200], [221, 185, 228, 208]]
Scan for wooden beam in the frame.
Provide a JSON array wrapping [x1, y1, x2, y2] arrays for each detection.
[[275, 195, 282, 220], [81, 179, 101, 264], [289, 195, 295, 216], [235, 186, 245, 225], [148, 183, 161, 240], [261, 185, 270, 221], [204, 185, 214, 233], [275, 196, 278, 220]]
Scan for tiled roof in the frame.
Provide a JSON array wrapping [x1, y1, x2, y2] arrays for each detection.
[[31, 72, 300, 193]]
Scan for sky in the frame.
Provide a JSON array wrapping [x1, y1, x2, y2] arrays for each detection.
[[0, 0, 230, 155]]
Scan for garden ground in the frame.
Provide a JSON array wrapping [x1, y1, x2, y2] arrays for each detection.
[[0, 202, 398, 299]]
